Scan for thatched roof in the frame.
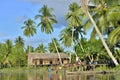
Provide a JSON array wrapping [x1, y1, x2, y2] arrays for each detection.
[[28, 53, 69, 59]]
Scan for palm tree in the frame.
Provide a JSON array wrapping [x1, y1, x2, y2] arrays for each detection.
[[60, 26, 85, 51], [84, 1, 120, 42], [25, 45, 34, 53], [21, 19, 36, 53], [14, 36, 25, 67], [48, 38, 64, 53], [65, 2, 83, 62], [80, 0, 119, 65], [2, 40, 13, 67], [35, 5, 62, 65], [15, 36, 24, 47], [0, 43, 6, 68], [35, 44, 47, 53], [60, 27, 72, 47]]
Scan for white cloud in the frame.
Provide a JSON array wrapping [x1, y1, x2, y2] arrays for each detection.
[[0, 33, 8, 37], [16, 15, 28, 23], [22, 0, 80, 26]]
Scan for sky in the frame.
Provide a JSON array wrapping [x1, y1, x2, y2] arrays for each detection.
[[0, 0, 88, 48]]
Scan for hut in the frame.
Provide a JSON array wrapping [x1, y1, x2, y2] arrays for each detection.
[[27, 53, 69, 66]]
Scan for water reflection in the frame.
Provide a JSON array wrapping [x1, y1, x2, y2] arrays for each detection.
[[0, 71, 120, 80]]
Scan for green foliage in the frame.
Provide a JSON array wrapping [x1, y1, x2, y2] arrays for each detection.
[[15, 36, 24, 47], [108, 26, 120, 45], [60, 27, 72, 47], [35, 44, 47, 53], [66, 2, 82, 27], [8, 46, 26, 67], [75, 39, 109, 61], [0, 43, 6, 63], [35, 5, 57, 34], [84, 0, 120, 46], [89, 0, 120, 6], [21, 19, 36, 37], [0, 2, 120, 68], [95, 65, 108, 71], [25, 45, 35, 53], [48, 38, 64, 53], [114, 65, 120, 71], [71, 54, 76, 63]]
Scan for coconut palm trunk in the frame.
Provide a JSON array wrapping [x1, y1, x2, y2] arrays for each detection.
[[50, 34, 62, 65], [81, 0, 119, 66], [79, 41, 85, 52], [71, 27, 79, 63]]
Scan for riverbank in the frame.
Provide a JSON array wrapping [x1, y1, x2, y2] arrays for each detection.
[[0, 67, 47, 73], [0, 65, 120, 74]]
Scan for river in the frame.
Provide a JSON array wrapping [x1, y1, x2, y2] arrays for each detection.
[[0, 71, 120, 80]]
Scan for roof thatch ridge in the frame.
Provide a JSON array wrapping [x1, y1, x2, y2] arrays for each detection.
[[28, 53, 69, 59]]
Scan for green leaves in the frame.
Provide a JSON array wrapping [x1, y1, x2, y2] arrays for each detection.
[[108, 26, 120, 45], [35, 5, 57, 34], [21, 19, 36, 37], [35, 44, 47, 53], [48, 38, 64, 53], [66, 2, 82, 27]]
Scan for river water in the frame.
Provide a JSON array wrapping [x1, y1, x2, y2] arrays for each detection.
[[0, 71, 119, 80]]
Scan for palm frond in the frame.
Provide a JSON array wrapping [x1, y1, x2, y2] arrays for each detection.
[[108, 26, 120, 45]]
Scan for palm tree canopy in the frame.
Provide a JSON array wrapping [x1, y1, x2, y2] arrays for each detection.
[[48, 38, 64, 53], [21, 19, 36, 37], [5, 40, 13, 53], [66, 2, 82, 27], [35, 5, 57, 34], [81, 0, 119, 65], [60, 27, 72, 47], [83, 0, 120, 40], [60, 26, 85, 47], [35, 44, 47, 53], [15, 36, 24, 47], [89, 0, 120, 6], [107, 26, 120, 46]]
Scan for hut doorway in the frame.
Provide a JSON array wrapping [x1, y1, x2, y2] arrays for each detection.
[[40, 59, 43, 65], [50, 60, 52, 65]]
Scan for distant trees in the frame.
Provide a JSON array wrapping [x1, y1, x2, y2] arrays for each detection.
[[0, 1, 119, 68], [35, 44, 47, 53], [48, 38, 64, 53]]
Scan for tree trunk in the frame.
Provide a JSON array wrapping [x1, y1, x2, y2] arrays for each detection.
[[71, 27, 78, 63], [80, 0, 119, 66], [50, 34, 62, 65], [86, 11, 119, 66], [78, 40, 85, 52]]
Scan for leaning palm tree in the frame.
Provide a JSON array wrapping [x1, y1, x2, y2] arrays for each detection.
[[83, 0, 120, 43], [21, 19, 36, 53], [80, 0, 119, 65], [35, 5, 62, 65]]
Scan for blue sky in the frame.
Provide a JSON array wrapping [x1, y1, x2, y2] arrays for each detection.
[[0, 0, 89, 48]]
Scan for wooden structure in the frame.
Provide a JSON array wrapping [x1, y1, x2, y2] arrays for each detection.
[[27, 53, 69, 66], [66, 70, 116, 75]]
